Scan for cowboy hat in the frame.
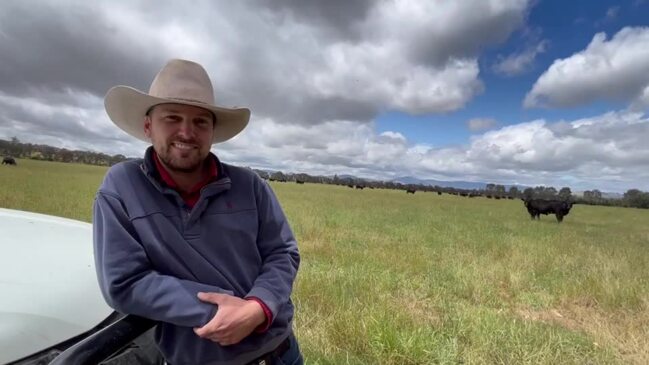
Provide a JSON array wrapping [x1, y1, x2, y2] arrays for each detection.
[[104, 59, 250, 144]]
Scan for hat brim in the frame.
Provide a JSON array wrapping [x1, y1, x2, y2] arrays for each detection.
[[104, 86, 250, 144]]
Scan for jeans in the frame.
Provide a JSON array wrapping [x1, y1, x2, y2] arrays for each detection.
[[163, 333, 304, 365], [271, 333, 303, 365]]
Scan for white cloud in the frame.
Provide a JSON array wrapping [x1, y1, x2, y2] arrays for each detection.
[[493, 40, 548, 76], [467, 118, 499, 131], [605, 6, 620, 20], [0, 0, 532, 125], [630, 85, 649, 111], [594, 6, 620, 27], [215, 109, 649, 192], [524, 27, 649, 108]]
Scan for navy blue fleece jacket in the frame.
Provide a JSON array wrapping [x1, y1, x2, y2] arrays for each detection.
[[92, 148, 300, 365]]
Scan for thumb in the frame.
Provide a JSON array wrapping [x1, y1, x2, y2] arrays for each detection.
[[197, 291, 224, 304]]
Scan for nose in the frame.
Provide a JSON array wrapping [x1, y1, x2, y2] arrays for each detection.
[[177, 119, 195, 138]]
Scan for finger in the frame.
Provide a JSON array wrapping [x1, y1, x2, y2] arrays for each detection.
[[197, 291, 224, 303], [208, 333, 228, 345], [194, 326, 208, 338], [213, 337, 232, 346]]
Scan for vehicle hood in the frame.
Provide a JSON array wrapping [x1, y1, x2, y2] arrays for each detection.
[[0, 208, 114, 363]]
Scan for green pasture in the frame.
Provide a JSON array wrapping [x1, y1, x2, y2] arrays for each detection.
[[1, 159, 647, 364]]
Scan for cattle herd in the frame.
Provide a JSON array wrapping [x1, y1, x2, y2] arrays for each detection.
[[264, 176, 575, 223]]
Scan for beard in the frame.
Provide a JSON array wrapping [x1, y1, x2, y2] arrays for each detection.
[[156, 141, 207, 173]]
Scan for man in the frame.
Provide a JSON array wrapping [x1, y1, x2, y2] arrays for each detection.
[[94, 59, 302, 365]]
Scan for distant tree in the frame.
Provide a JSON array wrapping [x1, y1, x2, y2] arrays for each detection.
[[558, 187, 572, 201], [59, 149, 73, 163], [624, 189, 649, 209], [522, 187, 534, 200], [591, 189, 602, 201], [294, 173, 310, 183], [494, 184, 506, 197], [544, 187, 557, 199], [253, 169, 269, 179], [270, 171, 286, 181], [508, 186, 519, 198], [582, 189, 603, 204]]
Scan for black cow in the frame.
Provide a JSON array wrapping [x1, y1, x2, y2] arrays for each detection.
[[355, 185, 365, 190], [406, 189, 416, 194], [2, 157, 16, 165], [524, 199, 574, 223], [295, 180, 305, 184]]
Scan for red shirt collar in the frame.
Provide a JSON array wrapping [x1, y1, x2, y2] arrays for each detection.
[[152, 151, 218, 206]]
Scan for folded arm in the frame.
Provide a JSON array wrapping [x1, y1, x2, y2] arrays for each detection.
[[93, 192, 231, 328]]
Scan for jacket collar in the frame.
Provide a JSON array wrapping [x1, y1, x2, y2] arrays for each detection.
[[140, 146, 231, 203]]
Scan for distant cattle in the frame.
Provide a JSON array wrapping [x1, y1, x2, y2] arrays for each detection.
[[355, 185, 365, 190], [524, 199, 574, 223], [2, 157, 16, 165], [296, 180, 305, 184], [406, 189, 416, 194], [437, 191, 442, 196]]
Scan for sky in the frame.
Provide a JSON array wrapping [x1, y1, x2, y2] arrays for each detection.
[[1, 0, 649, 193]]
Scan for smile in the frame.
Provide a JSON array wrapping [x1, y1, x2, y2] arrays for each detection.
[[172, 142, 196, 150]]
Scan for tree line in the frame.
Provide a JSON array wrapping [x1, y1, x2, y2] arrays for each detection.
[[3, 137, 648, 209], [0, 137, 128, 166]]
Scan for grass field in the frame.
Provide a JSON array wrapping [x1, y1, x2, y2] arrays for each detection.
[[1, 159, 648, 364]]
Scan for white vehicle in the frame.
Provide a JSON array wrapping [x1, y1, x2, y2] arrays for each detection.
[[0, 208, 161, 365]]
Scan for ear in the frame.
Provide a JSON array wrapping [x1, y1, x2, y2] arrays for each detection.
[[143, 116, 152, 138]]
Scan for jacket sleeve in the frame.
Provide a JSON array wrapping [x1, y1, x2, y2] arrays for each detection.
[[93, 191, 231, 328], [245, 180, 300, 324]]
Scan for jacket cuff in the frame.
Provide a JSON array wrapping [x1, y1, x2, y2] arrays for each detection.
[[246, 296, 272, 332]]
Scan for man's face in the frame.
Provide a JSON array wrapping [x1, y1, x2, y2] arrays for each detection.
[[144, 103, 215, 173]]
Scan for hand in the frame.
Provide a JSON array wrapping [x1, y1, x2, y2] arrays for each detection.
[[193, 292, 266, 346]]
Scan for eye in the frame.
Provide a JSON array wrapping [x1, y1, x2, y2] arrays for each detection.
[[195, 118, 211, 127], [164, 115, 182, 122]]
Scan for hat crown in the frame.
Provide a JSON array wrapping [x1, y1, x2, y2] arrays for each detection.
[[148, 59, 215, 105]]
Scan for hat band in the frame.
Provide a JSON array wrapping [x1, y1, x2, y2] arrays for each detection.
[[158, 96, 211, 105]]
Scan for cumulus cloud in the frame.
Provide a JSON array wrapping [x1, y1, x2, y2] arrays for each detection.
[[214, 110, 649, 192], [604, 6, 620, 22], [467, 118, 499, 131], [0, 90, 146, 156], [493, 40, 548, 76], [462, 110, 649, 190], [0, 0, 532, 128], [524, 27, 649, 108]]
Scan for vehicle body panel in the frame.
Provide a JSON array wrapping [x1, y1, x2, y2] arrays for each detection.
[[0, 208, 113, 363]]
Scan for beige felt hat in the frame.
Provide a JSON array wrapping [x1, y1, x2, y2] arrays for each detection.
[[104, 59, 250, 143]]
